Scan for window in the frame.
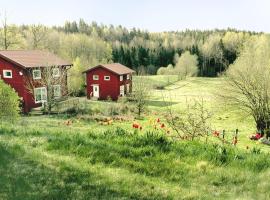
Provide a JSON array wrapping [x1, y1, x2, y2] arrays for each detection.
[[53, 85, 61, 98], [33, 69, 41, 80], [127, 74, 130, 80], [126, 84, 130, 93], [104, 76, 110, 81], [93, 75, 99, 80], [52, 68, 60, 78], [120, 75, 123, 81], [34, 87, 47, 103], [3, 70, 12, 78]]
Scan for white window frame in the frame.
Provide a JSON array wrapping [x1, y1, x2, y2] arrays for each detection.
[[126, 84, 130, 93], [104, 76, 110, 81], [34, 87, 47, 103], [52, 68, 60, 78], [53, 85, 61, 98], [127, 74, 130, 80], [120, 75, 123, 81], [93, 75, 99, 80], [33, 69, 41, 80], [3, 70, 12, 78]]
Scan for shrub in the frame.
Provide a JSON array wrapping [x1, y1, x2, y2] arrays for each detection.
[[166, 99, 212, 140], [0, 79, 20, 121]]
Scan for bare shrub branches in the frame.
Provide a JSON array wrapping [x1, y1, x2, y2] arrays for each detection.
[[165, 99, 212, 140]]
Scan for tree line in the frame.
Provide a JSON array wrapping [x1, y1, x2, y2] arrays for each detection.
[[0, 19, 261, 77]]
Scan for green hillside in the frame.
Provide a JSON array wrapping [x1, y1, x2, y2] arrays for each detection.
[[1, 77, 270, 199]]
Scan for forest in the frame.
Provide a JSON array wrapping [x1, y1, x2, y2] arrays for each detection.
[[0, 19, 261, 76]]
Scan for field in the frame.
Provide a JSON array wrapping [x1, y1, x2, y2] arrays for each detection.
[[1, 76, 270, 200]]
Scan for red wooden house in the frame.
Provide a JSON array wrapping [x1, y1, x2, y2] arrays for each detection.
[[0, 50, 72, 113], [83, 63, 135, 100]]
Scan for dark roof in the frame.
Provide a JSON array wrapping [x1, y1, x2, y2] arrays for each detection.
[[0, 50, 72, 68], [83, 63, 135, 75]]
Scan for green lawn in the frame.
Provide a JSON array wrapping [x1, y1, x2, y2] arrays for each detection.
[[1, 76, 270, 199], [133, 75, 179, 89]]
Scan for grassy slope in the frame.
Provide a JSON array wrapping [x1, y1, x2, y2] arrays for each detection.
[[1, 121, 270, 200], [1, 77, 270, 199], [147, 77, 266, 151]]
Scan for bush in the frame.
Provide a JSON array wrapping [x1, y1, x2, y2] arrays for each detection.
[[0, 79, 20, 121]]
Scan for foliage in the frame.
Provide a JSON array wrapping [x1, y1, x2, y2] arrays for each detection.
[[23, 25, 48, 49], [68, 57, 85, 96], [0, 18, 259, 76], [174, 51, 198, 79], [0, 79, 20, 121], [223, 35, 270, 134], [157, 64, 174, 75], [0, 16, 24, 50]]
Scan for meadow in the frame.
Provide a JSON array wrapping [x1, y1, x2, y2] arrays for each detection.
[[1, 76, 270, 200]]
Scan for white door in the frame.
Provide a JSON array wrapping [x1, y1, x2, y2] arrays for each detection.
[[120, 85, 125, 96], [93, 85, 99, 97]]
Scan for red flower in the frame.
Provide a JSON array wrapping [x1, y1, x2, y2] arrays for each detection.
[[255, 133, 262, 139], [213, 131, 220, 137], [161, 123, 165, 128], [133, 123, 139, 129], [157, 118, 160, 123]]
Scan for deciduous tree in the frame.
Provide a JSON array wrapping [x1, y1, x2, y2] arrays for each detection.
[[223, 35, 270, 135]]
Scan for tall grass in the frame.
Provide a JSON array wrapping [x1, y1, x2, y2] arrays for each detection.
[[1, 124, 270, 199]]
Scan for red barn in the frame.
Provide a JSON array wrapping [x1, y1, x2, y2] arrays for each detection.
[[83, 63, 135, 100], [0, 50, 72, 113]]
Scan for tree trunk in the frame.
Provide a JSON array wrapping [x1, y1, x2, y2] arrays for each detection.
[[256, 119, 270, 138]]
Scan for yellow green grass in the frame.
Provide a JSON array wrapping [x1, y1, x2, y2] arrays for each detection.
[[1, 76, 270, 199]]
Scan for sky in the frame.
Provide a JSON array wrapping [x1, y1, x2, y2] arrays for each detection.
[[1, 0, 270, 33]]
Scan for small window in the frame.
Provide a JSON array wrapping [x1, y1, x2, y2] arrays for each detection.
[[93, 75, 99, 80], [120, 75, 123, 81], [126, 84, 130, 93], [52, 68, 60, 78], [53, 85, 61, 98], [127, 74, 130, 80], [33, 69, 41, 80], [34, 87, 47, 103], [3, 70, 12, 78], [104, 76, 110, 81]]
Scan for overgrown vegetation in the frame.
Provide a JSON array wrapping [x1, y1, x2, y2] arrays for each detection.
[[0, 121, 270, 199], [0, 79, 20, 121]]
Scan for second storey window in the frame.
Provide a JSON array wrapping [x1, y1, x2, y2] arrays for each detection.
[[104, 76, 110, 81], [52, 68, 60, 78], [3, 70, 12, 78], [33, 69, 41, 80], [120, 75, 123, 81], [93, 75, 99, 80]]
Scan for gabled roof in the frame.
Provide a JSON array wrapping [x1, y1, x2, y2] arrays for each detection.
[[83, 63, 135, 75], [0, 50, 72, 69]]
